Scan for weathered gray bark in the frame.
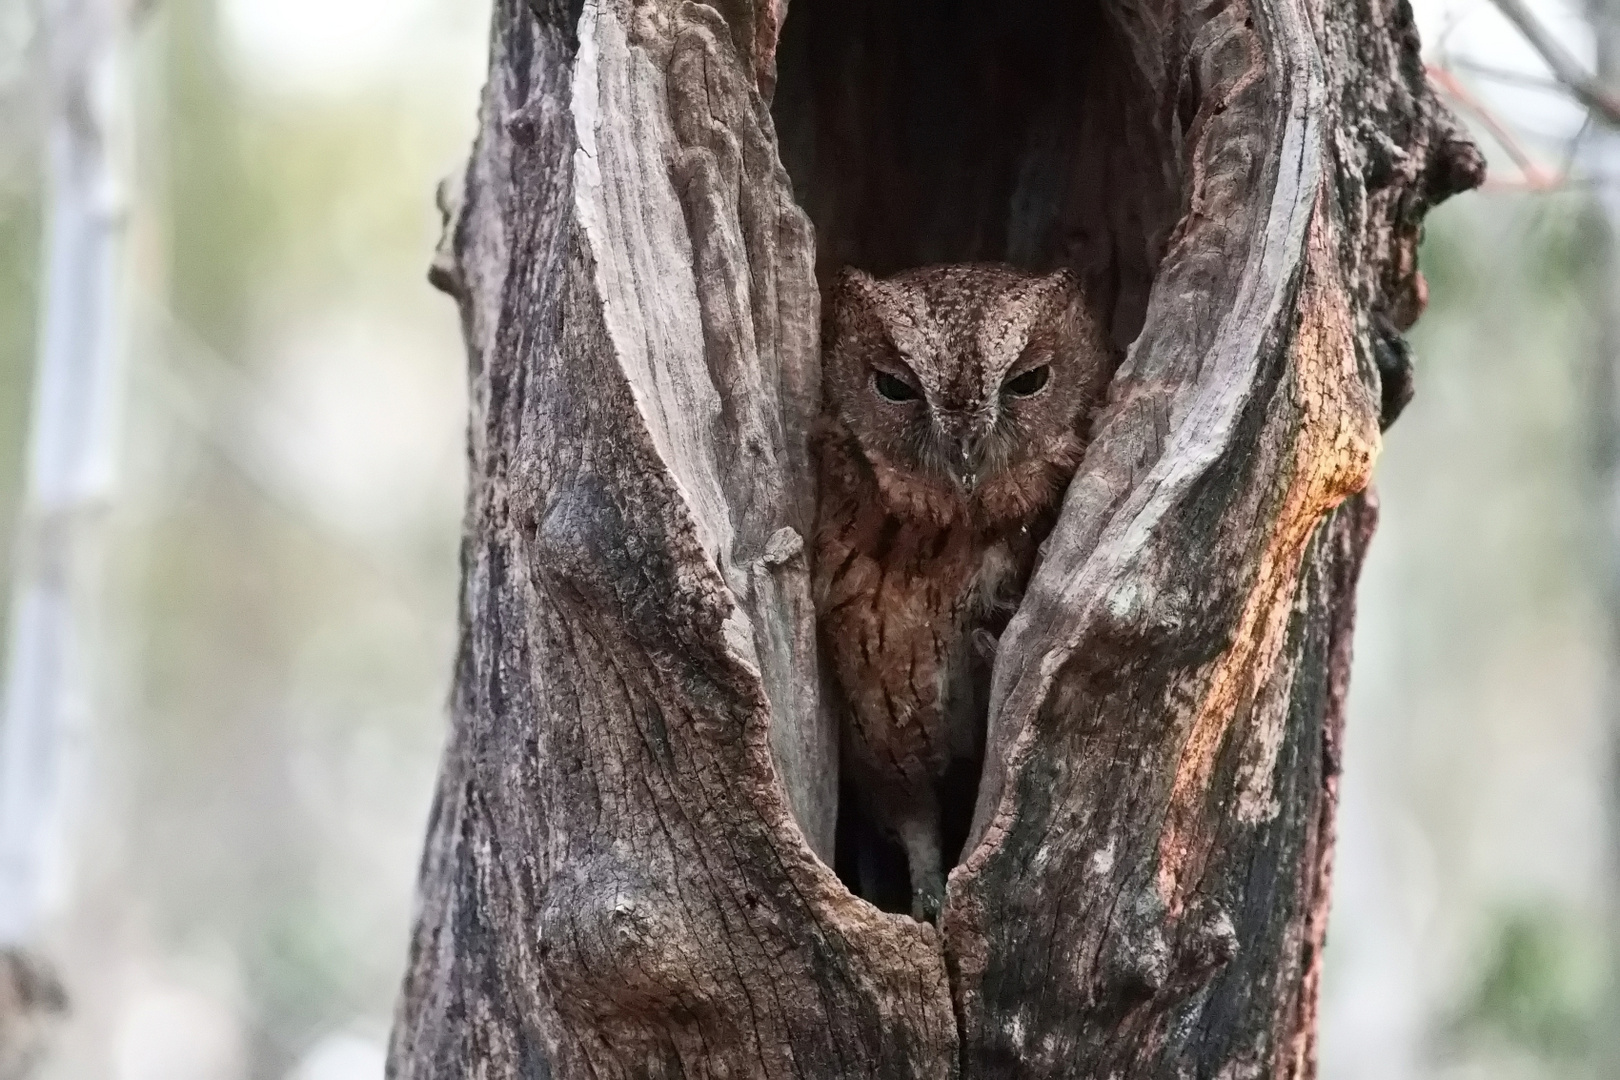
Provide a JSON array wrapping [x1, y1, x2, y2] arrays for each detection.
[[390, 0, 1481, 1075]]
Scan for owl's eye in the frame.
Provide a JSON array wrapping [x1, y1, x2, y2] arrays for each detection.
[[874, 371, 921, 402], [1002, 365, 1050, 397]]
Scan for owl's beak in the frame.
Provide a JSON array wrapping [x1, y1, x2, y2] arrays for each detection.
[[947, 442, 980, 491], [938, 416, 989, 492]]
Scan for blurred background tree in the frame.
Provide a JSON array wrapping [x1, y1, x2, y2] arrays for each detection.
[[5, 0, 486, 1074], [1, 0, 1617, 1076]]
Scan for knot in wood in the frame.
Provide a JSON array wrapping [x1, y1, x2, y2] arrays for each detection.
[[1175, 900, 1238, 979], [534, 478, 733, 650], [1072, 575, 1188, 685], [1097, 919, 1173, 1007], [759, 525, 804, 568], [539, 878, 710, 1024]]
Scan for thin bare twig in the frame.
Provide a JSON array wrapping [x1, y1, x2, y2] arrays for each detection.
[[1449, 55, 1572, 93], [1485, 0, 1620, 125]]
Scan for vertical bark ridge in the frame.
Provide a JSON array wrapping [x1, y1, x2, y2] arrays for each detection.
[[1155, 205, 1378, 915]]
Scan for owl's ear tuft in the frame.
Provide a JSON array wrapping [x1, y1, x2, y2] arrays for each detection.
[[834, 266, 880, 305], [1041, 267, 1080, 294], [830, 268, 893, 337]]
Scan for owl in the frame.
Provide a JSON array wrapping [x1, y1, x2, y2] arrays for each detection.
[[814, 263, 1111, 922]]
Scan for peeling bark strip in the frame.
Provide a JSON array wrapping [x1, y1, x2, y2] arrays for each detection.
[[391, 0, 1479, 1075]]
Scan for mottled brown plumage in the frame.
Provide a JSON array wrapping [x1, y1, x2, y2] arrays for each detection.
[[814, 263, 1111, 920]]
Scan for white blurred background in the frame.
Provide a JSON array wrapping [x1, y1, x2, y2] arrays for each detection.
[[0, 0, 1614, 1076]]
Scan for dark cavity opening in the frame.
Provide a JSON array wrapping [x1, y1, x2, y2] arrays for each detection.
[[772, 0, 1181, 913], [772, 0, 1182, 354]]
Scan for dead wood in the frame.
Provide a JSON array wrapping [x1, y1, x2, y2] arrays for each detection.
[[389, 0, 1481, 1075]]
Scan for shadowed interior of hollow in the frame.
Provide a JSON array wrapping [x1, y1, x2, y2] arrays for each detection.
[[771, 0, 1185, 910], [771, 0, 1183, 355]]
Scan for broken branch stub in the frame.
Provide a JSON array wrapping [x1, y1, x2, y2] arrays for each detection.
[[391, 0, 1481, 1075]]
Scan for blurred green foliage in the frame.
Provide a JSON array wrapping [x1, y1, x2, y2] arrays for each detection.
[[45, 0, 482, 1073], [0, 116, 40, 655], [1447, 907, 1607, 1061], [162, 0, 272, 353], [1339, 183, 1616, 1080]]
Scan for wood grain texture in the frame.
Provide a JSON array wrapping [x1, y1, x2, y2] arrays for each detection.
[[390, 0, 1482, 1073]]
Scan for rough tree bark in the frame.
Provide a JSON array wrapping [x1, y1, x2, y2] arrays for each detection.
[[389, 0, 1482, 1075]]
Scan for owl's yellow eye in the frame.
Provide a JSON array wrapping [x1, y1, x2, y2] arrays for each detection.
[[874, 371, 921, 402], [1002, 365, 1050, 397]]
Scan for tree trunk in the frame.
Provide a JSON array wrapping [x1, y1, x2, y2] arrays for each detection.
[[0, 0, 127, 1068], [388, 0, 1481, 1075]]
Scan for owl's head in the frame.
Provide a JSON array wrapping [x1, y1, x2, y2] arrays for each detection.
[[823, 264, 1110, 507]]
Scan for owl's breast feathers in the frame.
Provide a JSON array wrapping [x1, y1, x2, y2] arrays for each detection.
[[812, 419, 1059, 787]]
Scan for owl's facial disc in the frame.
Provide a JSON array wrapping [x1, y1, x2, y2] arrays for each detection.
[[828, 262, 1106, 507]]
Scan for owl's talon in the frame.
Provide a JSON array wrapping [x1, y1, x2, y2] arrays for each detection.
[[912, 882, 944, 924]]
